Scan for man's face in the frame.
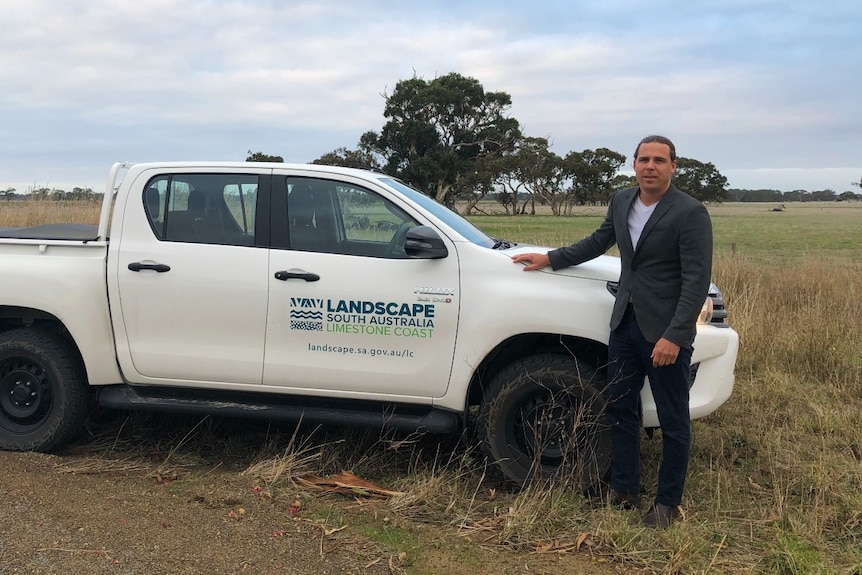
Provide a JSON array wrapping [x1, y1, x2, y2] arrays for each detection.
[[633, 142, 676, 196]]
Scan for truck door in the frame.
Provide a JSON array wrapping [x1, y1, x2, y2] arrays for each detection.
[[110, 170, 270, 386], [262, 173, 460, 398]]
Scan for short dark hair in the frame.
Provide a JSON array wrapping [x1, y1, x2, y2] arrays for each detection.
[[634, 135, 677, 162]]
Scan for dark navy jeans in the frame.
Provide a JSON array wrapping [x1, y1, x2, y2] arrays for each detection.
[[606, 304, 692, 507]]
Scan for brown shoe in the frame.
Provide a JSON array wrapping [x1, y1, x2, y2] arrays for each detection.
[[609, 490, 641, 510], [643, 503, 680, 528]]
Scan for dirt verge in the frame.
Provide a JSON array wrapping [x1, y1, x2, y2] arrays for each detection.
[[0, 413, 623, 575]]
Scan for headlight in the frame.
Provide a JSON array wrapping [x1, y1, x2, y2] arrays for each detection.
[[697, 296, 714, 325]]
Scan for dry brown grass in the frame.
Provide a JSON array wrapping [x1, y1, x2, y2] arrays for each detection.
[[0, 199, 101, 227], [692, 256, 862, 572]]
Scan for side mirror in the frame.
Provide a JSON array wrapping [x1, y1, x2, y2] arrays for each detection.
[[404, 226, 448, 259]]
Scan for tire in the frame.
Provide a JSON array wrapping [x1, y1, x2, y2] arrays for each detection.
[[0, 327, 90, 452], [477, 353, 612, 490]]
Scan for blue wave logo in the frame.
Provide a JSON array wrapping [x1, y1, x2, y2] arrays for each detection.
[[290, 310, 323, 320]]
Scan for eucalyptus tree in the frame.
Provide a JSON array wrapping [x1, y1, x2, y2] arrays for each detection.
[[361, 72, 522, 207], [311, 145, 381, 170], [245, 151, 284, 162], [673, 158, 729, 202], [565, 147, 627, 210], [492, 136, 554, 215]]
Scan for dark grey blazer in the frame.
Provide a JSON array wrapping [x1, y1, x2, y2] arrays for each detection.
[[548, 185, 713, 348]]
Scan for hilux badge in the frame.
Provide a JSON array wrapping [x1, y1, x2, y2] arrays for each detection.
[[414, 287, 456, 296]]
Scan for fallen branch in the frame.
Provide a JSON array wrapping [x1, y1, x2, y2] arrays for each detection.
[[296, 470, 404, 498]]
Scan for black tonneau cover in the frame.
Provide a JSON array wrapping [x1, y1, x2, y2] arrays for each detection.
[[0, 223, 100, 241]]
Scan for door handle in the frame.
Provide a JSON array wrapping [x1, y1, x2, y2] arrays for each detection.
[[274, 270, 320, 282], [128, 262, 171, 273]]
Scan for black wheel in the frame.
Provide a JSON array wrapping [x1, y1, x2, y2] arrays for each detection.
[[477, 353, 612, 490], [0, 327, 90, 452]]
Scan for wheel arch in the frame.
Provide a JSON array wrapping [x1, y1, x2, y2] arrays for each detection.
[[466, 333, 608, 407], [0, 306, 87, 375]]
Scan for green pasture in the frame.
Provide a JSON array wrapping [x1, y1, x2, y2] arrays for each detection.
[[467, 201, 862, 265]]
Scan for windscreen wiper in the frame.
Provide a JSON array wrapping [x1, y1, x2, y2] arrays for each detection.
[[491, 238, 517, 250]]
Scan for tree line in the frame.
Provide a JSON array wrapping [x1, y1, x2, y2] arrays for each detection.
[[253, 72, 862, 214], [1, 187, 100, 201], [727, 188, 861, 203]]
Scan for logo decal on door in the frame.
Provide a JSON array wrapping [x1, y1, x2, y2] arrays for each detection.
[[289, 297, 436, 339]]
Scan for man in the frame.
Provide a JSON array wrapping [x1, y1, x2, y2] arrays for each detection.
[[512, 135, 713, 528]]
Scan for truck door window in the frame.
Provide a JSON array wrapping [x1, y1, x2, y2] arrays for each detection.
[[285, 177, 417, 258], [143, 174, 258, 246]]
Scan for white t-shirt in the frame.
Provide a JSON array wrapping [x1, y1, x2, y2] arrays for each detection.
[[628, 196, 657, 249]]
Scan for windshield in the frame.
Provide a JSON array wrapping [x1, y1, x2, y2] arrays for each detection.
[[380, 178, 496, 248]]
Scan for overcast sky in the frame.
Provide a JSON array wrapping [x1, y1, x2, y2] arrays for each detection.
[[1, 0, 860, 194]]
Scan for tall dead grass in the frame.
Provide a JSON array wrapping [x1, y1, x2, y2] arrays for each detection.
[[0, 199, 101, 227], [716, 255, 861, 389], [688, 255, 862, 572]]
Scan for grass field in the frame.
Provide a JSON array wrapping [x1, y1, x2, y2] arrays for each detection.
[[469, 201, 862, 265], [3, 199, 861, 574]]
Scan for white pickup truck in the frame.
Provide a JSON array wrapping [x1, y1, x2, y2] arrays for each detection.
[[0, 162, 738, 487]]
